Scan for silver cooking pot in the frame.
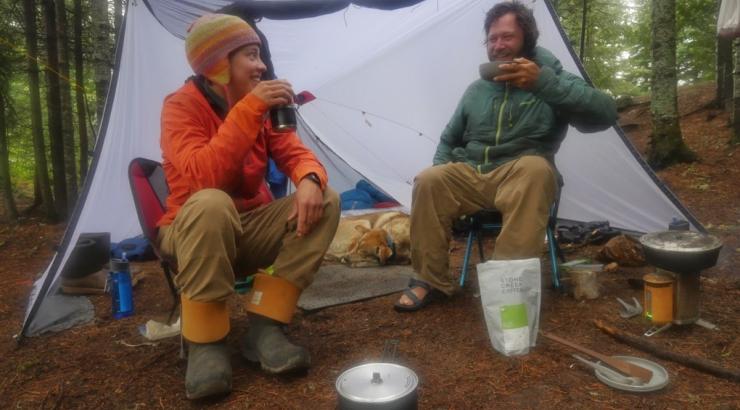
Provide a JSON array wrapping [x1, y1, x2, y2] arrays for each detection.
[[639, 231, 723, 273], [336, 362, 418, 410]]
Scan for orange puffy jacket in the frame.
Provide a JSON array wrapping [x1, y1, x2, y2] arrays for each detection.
[[158, 79, 327, 227]]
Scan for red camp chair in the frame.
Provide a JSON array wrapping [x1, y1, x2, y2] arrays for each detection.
[[128, 158, 275, 321], [128, 158, 179, 320]]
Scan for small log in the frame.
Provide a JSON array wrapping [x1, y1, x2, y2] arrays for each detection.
[[593, 320, 740, 382]]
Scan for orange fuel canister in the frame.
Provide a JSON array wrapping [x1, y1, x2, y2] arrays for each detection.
[[643, 273, 674, 324]]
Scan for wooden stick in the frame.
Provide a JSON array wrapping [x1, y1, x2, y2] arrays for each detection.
[[593, 320, 740, 382], [541, 331, 653, 382]]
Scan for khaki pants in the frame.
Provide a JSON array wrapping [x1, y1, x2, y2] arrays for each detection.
[[158, 188, 340, 303], [411, 156, 557, 295]]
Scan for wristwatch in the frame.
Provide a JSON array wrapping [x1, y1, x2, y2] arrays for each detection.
[[303, 173, 321, 187]]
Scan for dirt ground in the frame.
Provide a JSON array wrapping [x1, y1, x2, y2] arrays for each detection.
[[1, 83, 738, 409]]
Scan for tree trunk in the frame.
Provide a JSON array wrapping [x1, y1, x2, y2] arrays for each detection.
[[0, 96, 18, 221], [91, 0, 111, 134], [56, 0, 78, 206], [732, 38, 740, 145], [647, 0, 696, 169], [114, 0, 123, 49], [74, 0, 88, 183], [23, 0, 56, 221], [43, 0, 68, 218], [716, 36, 733, 108], [26, 171, 43, 215]]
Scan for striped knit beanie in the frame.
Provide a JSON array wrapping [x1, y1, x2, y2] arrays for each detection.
[[185, 14, 261, 85]]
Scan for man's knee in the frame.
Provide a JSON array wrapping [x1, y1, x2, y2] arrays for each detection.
[[509, 156, 556, 191], [513, 156, 555, 180], [414, 164, 450, 191]]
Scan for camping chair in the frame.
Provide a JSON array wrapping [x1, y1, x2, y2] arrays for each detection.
[[128, 158, 180, 320], [128, 158, 272, 321], [458, 187, 567, 290]]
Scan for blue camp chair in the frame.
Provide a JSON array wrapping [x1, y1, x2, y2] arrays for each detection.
[[458, 194, 566, 289]]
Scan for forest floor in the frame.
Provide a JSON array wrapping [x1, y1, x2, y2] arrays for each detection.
[[0, 83, 738, 409]]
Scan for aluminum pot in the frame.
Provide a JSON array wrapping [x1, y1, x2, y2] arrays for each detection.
[[336, 362, 418, 410], [639, 231, 722, 273]]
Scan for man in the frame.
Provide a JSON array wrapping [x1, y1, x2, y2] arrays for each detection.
[[158, 14, 340, 399], [394, 1, 617, 311]]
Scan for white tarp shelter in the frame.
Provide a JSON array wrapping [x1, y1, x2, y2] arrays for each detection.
[[718, 0, 740, 38], [20, 0, 702, 338]]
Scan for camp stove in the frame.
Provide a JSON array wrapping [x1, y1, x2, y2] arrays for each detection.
[[639, 231, 723, 336]]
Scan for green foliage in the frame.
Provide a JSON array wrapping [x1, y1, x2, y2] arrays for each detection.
[[555, 0, 719, 96], [0, 1, 31, 183], [1, 0, 100, 190], [675, 0, 718, 83], [555, 0, 644, 95]]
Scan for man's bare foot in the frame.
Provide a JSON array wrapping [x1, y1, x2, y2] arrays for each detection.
[[396, 286, 429, 307], [393, 279, 440, 312]]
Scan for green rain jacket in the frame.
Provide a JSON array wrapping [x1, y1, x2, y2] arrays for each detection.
[[433, 47, 618, 173]]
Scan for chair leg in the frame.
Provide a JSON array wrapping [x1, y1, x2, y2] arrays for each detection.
[[460, 229, 476, 287], [476, 230, 486, 262], [554, 236, 566, 263], [546, 226, 561, 290], [162, 261, 180, 323]]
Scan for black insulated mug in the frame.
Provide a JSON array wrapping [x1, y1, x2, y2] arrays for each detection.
[[270, 104, 297, 133]]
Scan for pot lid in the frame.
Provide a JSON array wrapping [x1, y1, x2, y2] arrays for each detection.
[[336, 363, 418, 403], [640, 231, 722, 253]]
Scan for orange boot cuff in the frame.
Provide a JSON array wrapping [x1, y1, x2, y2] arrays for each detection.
[[181, 296, 230, 343], [245, 274, 300, 324]]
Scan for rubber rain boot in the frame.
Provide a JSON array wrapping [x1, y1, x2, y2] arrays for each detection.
[[241, 313, 310, 374], [185, 341, 232, 399], [181, 296, 231, 399]]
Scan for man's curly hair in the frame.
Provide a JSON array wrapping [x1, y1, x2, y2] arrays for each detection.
[[484, 1, 539, 58]]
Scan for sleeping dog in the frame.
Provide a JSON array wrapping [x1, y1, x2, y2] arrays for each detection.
[[325, 211, 411, 267]]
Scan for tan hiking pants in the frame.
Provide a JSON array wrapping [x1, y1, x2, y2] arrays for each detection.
[[158, 188, 340, 303], [411, 156, 557, 295]]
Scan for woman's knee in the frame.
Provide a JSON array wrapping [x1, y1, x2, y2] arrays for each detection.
[[181, 189, 239, 227], [323, 187, 340, 210]]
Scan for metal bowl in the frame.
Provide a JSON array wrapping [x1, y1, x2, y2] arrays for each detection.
[[479, 61, 514, 81], [639, 231, 722, 273]]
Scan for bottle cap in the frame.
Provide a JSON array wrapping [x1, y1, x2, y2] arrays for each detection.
[[110, 258, 130, 272]]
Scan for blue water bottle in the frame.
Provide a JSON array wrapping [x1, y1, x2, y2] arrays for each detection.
[[108, 254, 134, 319]]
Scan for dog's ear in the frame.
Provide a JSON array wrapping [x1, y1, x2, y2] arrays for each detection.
[[354, 224, 370, 234], [376, 245, 392, 265]]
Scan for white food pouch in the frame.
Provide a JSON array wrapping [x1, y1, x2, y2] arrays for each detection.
[[477, 258, 541, 356]]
